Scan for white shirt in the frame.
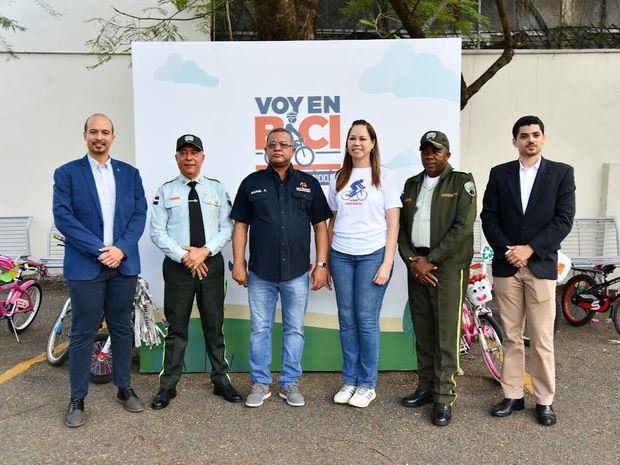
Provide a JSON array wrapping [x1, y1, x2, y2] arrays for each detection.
[[411, 174, 440, 248], [87, 155, 116, 246], [519, 157, 541, 212], [328, 166, 402, 255]]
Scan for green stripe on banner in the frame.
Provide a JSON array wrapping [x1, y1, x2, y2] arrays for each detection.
[[140, 318, 417, 373]]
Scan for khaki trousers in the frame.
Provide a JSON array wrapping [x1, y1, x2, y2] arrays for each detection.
[[493, 266, 556, 405]]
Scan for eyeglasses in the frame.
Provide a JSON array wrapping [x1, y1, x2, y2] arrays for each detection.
[[266, 141, 293, 149]]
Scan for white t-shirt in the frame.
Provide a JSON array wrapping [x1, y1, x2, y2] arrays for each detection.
[[328, 166, 402, 255]]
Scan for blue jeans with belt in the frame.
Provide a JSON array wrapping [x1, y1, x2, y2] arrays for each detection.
[[329, 247, 390, 389], [248, 271, 309, 387]]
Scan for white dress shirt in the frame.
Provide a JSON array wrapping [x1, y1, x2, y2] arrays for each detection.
[[412, 174, 440, 248], [519, 157, 541, 212], [87, 155, 116, 246]]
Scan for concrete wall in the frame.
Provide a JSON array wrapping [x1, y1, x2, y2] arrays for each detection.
[[1, 2, 619, 259]]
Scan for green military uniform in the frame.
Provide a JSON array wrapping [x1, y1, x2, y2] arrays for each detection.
[[150, 173, 233, 389], [398, 162, 476, 405]]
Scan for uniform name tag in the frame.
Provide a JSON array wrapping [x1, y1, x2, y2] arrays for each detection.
[[441, 192, 457, 198]]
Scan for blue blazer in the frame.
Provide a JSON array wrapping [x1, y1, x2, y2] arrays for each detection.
[[53, 155, 147, 280], [480, 157, 575, 280]]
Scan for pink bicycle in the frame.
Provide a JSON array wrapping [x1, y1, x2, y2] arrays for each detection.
[[0, 254, 46, 341], [460, 260, 505, 382]]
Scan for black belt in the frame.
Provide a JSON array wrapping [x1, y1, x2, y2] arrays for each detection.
[[415, 247, 430, 256]]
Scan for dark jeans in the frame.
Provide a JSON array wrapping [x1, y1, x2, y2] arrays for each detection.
[[67, 268, 137, 399]]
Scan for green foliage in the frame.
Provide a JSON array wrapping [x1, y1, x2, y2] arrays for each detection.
[[87, 0, 224, 68], [342, 0, 489, 39], [1, 1, 59, 58]]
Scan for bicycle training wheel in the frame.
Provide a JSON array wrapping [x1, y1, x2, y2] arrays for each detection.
[[89, 333, 113, 384], [7, 283, 42, 333], [562, 274, 597, 326], [46, 298, 72, 366], [479, 314, 504, 382]]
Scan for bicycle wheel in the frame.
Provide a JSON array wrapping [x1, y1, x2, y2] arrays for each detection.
[[357, 190, 368, 201], [479, 314, 504, 382], [613, 305, 620, 335], [294, 146, 314, 166], [89, 333, 113, 384], [7, 282, 42, 333], [46, 298, 72, 366], [562, 274, 597, 326]]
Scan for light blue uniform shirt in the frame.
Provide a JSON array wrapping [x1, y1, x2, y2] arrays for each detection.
[[150, 174, 233, 263]]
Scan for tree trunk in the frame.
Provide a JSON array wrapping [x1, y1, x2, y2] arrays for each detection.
[[250, 0, 318, 40], [389, 0, 514, 110]]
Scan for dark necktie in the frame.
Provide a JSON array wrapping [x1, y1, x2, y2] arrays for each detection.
[[187, 181, 206, 247]]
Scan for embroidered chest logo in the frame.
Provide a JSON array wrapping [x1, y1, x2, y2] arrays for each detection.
[[296, 180, 311, 193], [342, 179, 368, 202]]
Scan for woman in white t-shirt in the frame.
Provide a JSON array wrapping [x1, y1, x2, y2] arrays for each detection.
[[327, 119, 402, 408]]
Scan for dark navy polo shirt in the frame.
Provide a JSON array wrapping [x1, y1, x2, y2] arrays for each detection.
[[231, 165, 332, 281]]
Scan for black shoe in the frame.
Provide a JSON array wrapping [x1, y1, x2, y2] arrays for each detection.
[[65, 398, 85, 428], [214, 383, 243, 403], [117, 386, 145, 412], [432, 402, 452, 426], [536, 404, 557, 426], [151, 388, 177, 410], [491, 397, 525, 417], [401, 387, 433, 408]]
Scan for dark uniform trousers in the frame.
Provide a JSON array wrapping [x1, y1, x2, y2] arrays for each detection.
[[408, 267, 467, 406], [160, 253, 229, 389]]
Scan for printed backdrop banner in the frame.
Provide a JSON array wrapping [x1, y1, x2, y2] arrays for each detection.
[[132, 39, 462, 372]]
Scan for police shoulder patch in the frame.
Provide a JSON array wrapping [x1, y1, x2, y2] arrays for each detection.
[[464, 181, 476, 197]]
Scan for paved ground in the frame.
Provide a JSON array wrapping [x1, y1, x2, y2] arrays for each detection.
[[0, 278, 618, 465]]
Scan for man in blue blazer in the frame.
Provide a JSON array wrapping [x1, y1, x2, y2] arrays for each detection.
[[53, 113, 147, 427], [481, 115, 575, 426]]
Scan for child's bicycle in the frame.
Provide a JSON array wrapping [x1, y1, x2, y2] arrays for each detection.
[[460, 252, 505, 382], [0, 254, 47, 342], [46, 277, 164, 383], [561, 263, 620, 333]]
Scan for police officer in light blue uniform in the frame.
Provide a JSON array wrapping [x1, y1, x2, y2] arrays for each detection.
[[149, 134, 242, 409]]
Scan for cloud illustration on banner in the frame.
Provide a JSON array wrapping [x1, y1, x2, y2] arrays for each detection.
[[154, 54, 219, 87], [385, 149, 417, 170], [359, 42, 459, 102]]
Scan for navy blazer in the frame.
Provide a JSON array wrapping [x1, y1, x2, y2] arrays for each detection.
[[53, 155, 147, 280], [480, 157, 575, 279]]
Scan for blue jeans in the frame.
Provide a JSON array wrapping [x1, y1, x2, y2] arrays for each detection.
[[248, 271, 309, 387], [330, 247, 391, 388]]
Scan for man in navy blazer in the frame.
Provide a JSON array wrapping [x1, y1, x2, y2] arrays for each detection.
[[53, 113, 147, 427], [481, 115, 575, 426]]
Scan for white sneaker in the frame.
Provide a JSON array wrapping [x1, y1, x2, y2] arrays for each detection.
[[348, 387, 376, 408], [333, 384, 357, 404]]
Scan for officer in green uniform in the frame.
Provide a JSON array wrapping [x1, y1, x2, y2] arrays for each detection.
[[397, 130, 476, 426], [149, 134, 242, 409]]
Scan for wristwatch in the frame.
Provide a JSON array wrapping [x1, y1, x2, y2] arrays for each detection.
[[315, 261, 328, 268]]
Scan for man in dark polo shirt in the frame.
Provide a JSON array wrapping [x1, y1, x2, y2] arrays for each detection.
[[231, 128, 331, 408]]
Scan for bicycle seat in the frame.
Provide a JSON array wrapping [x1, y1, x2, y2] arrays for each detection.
[[593, 264, 616, 274]]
